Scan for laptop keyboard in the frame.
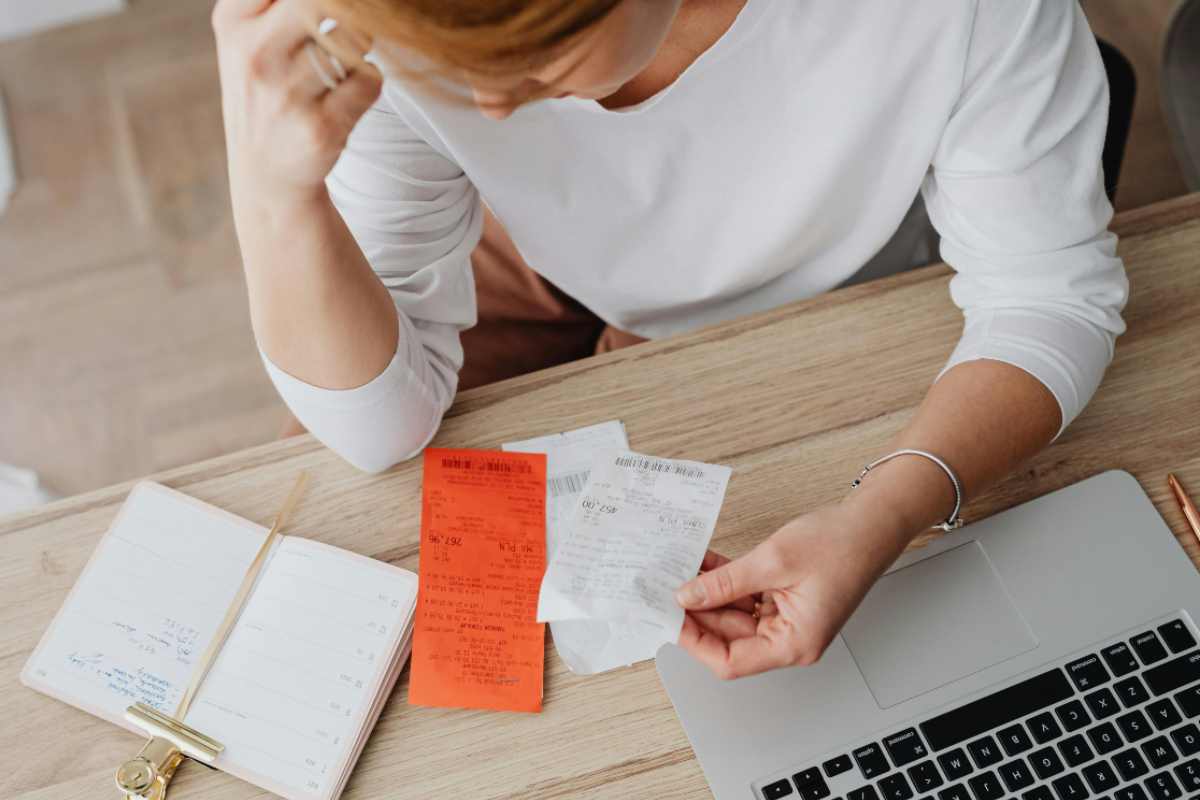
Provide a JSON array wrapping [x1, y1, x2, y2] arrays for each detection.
[[757, 617, 1200, 800]]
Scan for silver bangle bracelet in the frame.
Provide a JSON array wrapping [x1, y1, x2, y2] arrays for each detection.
[[850, 449, 965, 532]]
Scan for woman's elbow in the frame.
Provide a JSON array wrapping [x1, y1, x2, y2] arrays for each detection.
[[331, 414, 444, 474]]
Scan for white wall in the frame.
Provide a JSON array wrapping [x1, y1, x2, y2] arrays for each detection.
[[0, 0, 126, 41]]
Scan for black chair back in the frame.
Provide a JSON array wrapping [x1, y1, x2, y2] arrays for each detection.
[[1097, 39, 1137, 203], [1163, 0, 1200, 191]]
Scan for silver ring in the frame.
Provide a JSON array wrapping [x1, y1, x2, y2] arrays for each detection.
[[315, 19, 348, 81], [327, 52, 347, 82], [304, 40, 341, 92]]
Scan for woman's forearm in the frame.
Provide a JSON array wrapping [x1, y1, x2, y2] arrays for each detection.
[[843, 359, 1063, 542], [235, 184, 399, 390], [214, 0, 394, 392]]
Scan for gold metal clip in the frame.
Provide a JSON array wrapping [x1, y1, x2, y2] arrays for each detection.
[[116, 703, 224, 800]]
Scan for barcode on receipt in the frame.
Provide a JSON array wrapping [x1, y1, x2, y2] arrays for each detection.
[[441, 457, 533, 474], [614, 456, 704, 479], [548, 471, 590, 498]]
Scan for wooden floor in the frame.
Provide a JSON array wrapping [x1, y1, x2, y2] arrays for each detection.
[[0, 0, 1189, 501]]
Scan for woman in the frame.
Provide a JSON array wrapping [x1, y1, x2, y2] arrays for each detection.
[[212, 0, 1128, 681]]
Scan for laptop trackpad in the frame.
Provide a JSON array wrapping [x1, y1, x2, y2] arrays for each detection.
[[842, 541, 1037, 709]]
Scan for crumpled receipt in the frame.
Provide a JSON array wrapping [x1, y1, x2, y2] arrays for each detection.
[[504, 422, 650, 673], [535, 448, 732, 673]]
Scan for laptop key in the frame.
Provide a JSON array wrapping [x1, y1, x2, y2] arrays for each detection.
[[795, 769, 831, 800], [1113, 747, 1151, 781], [937, 783, 970, 800], [1132, 633, 1169, 667], [1157, 620, 1197, 654], [1086, 722, 1123, 755], [998, 725, 1035, 756], [1059, 734, 1095, 767], [794, 768, 822, 787], [938, 749, 973, 781], [800, 781, 832, 800], [1172, 757, 1200, 791], [1169, 722, 1200, 755], [997, 759, 1035, 791], [1031, 747, 1067, 779], [1081, 760, 1119, 793], [908, 760, 944, 792], [1029, 712, 1065, 744], [886, 729, 931, 768], [968, 737, 1004, 768], [967, 770, 1003, 800], [1143, 771, 1182, 800], [879, 772, 915, 800], [921, 670, 1074, 752], [1022, 786, 1054, 800], [763, 779, 795, 799], [1085, 688, 1121, 720], [855, 744, 891, 780], [1050, 772, 1089, 800], [1118, 710, 1154, 742], [1103, 643, 1140, 678], [1140, 736, 1179, 769], [1115, 677, 1151, 708], [1112, 786, 1148, 800], [1145, 699, 1183, 731], [1057, 701, 1092, 732], [1174, 685, 1200, 717], [848, 786, 881, 800], [1067, 655, 1112, 691], [825, 755, 853, 778], [1143, 652, 1200, 697]]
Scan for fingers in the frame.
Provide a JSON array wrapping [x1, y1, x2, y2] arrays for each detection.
[[676, 542, 781, 611], [250, 1, 315, 76], [281, 41, 336, 100], [213, 0, 273, 29], [690, 608, 759, 641], [324, 66, 383, 125], [724, 632, 796, 677], [694, 550, 758, 613], [678, 615, 794, 680]]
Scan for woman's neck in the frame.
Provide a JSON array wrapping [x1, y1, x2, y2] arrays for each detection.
[[598, 0, 747, 110]]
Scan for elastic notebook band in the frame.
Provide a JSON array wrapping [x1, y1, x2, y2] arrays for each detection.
[[174, 471, 309, 720]]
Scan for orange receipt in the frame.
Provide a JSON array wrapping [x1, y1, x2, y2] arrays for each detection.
[[409, 448, 548, 713]]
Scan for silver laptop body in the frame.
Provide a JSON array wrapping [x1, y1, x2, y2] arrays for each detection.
[[657, 470, 1200, 800]]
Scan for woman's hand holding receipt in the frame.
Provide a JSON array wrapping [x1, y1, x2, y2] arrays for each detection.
[[676, 503, 910, 681], [676, 359, 1065, 680]]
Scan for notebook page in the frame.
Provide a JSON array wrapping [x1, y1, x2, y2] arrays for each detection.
[[21, 482, 268, 725], [185, 535, 418, 800]]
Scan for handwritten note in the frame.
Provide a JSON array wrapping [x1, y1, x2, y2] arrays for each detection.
[[408, 448, 548, 713], [537, 451, 731, 651]]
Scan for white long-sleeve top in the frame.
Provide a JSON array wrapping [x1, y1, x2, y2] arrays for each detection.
[[262, 0, 1129, 473]]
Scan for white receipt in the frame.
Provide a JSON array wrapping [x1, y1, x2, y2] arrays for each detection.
[[503, 420, 629, 559], [504, 421, 651, 673], [536, 450, 732, 670]]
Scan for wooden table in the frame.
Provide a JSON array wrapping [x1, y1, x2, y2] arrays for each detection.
[[4, 195, 1200, 800]]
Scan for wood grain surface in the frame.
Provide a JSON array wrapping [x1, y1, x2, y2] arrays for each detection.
[[3, 195, 1199, 800]]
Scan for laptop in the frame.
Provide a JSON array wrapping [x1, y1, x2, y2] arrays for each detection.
[[657, 470, 1200, 800]]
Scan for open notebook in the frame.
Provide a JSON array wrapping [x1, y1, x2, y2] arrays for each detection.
[[21, 482, 418, 800]]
